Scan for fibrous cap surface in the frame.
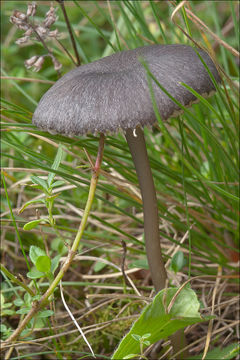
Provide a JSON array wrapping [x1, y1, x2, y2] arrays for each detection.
[[33, 44, 221, 136]]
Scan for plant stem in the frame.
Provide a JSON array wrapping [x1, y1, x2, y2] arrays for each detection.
[[3, 134, 105, 347], [2, 172, 39, 294], [125, 127, 167, 291], [0, 264, 35, 297], [56, 0, 81, 66]]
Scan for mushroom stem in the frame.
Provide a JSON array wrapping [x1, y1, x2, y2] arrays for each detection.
[[126, 126, 188, 359], [125, 126, 167, 291], [126, 127, 188, 358]]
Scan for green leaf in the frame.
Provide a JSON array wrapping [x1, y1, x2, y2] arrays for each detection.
[[38, 310, 54, 318], [47, 145, 63, 187], [27, 268, 45, 279], [30, 176, 49, 192], [188, 343, 240, 359], [112, 287, 204, 359], [19, 199, 46, 214], [94, 261, 107, 272], [131, 334, 141, 342], [51, 180, 65, 188], [2, 302, 13, 309], [16, 307, 31, 314], [143, 340, 150, 346], [2, 310, 15, 315], [170, 251, 187, 273], [29, 246, 46, 265], [0, 325, 7, 332], [23, 219, 47, 231], [51, 254, 61, 274], [13, 299, 24, 307], [24, 293, 32, 304], [129, 257, 149, 269], [35, 256, 51, 273]]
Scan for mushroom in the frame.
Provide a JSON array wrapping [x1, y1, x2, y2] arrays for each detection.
[[33, 44, 220, 293]]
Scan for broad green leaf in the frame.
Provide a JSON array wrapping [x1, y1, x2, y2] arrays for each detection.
[[30, 176, 49, 192], [112, 287, 204, 359], [2, 310, 15, 315], [2, 302, 13, 309], [94, 261, 107, 272], [0, 325, 7, 332], [24, 292, 32, 304], [16, 307, 31, 315], [29, 246, 46, 265], [51, 254, 61, 274], [38, 310, 54, 318], [188, 343, 240, 360], [170, 251, 187, 273], [13, 299, 24, 307], [36, 256, 51, 273], [27, 268, 45, 279], [23, 219, 47, 231]]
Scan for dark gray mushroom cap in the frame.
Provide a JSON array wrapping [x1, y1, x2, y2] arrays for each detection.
[[32, 44, 220, 136]]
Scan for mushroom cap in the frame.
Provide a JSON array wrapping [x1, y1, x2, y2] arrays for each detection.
[[32, 44, 220, 136]]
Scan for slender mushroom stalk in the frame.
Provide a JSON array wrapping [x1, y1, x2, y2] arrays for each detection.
[[126, 127, 167, 291], [126, 127, 188, 359]]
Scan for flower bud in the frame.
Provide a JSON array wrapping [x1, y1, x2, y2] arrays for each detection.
[[52, 57, 62, 71], [13, 10, 27, 20], [24, 28, 33, 36], [35, 25, 48, 37], [16, 36, 29, 45], [44, 15, 57, 28], [27, 2, 37, 17], [49, 29, 59, 37], [46, 6, 55, 18], [10, 16, 23, 26], [18, 24, 29, 31], [24, 55, 38, 69], [32, 56, 45, 72]]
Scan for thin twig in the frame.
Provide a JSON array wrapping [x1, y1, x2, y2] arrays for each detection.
[[202, 266, 222, 360], [54, 37, 78, 66], [60, 281, 95, 357], [121, 240, 132, 287], [171, 1, 240, 58], [1, 76, 54, 84], [29, 22, 62, 77]]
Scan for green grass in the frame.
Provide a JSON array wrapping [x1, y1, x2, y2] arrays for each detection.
[[1, 1, 239, 359]]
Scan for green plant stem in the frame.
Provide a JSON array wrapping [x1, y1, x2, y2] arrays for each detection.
[[0, 264, 35, 297], [1, 172, 36, 288], [3, 134, 105, 347]]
